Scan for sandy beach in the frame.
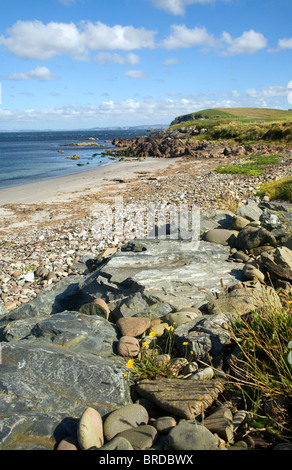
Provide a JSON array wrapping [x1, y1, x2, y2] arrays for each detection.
[[0, 157, 184, 234]]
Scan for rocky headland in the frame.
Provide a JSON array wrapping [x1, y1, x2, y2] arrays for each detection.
[[0, 128, 292, 451]]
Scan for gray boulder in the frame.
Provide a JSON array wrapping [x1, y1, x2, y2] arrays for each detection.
[[0, 340, 131, 450], [174, 314, 230, 360], [164, 421, 220, 450], [259, 246, 292, 282], [236, 199, 262, 222], [235, 225, 277, 251], [2, 311, 119, 356], [1, 275, 86, 323]]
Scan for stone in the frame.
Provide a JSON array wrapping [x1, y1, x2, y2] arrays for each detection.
[[57, 436, 79, 450], [34, 267, 50, 279], [203, 405, 234, 442], [3, 275, 85, 321], [181, 361, 199, 376], [94, 436, 133, 450], [200, 210, 235, 234], [259, 247, 292, 282], [2, 311, 118, 356], [285, 236, 292, 250], [149, 322, 168, 337], [79, 239, 245, 316], [103, 404, 149, 442], [188, 366, 214, 381], [272, 443, 292, 450], [168, 357, 187, 375], [231, 251, 250, 263], [93, 298, 110, 317], [79, 300, 109, 320], [243, 262, 265, 282], [236, 199, 263, 222], [117, 336, 140, 357], [203, 229, 238, 246], [116, 425, 158, 450], [232, 215, 250, 231], [116, 317, 151, 337], [136, 378, 225, 420], [235, 225, 277, 252], [164, 421, 220, 450], [153, 416, 177, 434], [174, 314, 231, 361], [77, 407, 104, 450], [121, 241, 147, 252], [0, 340, 131, 449], [153, 354, 171, 367], [206, 283, 282, 316], [163, 309, 200, 327]]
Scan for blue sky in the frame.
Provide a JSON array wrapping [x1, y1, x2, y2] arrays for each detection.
[[0, 0, 291, 130]]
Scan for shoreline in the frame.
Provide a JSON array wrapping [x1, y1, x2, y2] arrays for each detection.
[[0, 157, 181, 206]]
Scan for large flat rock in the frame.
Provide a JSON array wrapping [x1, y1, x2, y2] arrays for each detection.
[[136, 378, 225, 420], [80, 239, 245, 318], [0, 340, 131, 449]]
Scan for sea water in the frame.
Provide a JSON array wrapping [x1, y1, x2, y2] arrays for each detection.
[[0, 129, 147, 189]]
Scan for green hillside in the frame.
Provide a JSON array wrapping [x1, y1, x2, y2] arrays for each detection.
[[170, 108, 292, 144]]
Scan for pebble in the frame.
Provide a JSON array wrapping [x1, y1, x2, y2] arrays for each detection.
[[117, 336, 140, 357], [57, 436, 79, 451], [164, 421, 220, 450], [116, 317, 151, 337], [153, 416, 177, 434], [77, 407, 104, 450], [94, 436, 133, 450], [116, 425, 158, 450], [103, 404, 149, 441], [187, 366, 214, 381]]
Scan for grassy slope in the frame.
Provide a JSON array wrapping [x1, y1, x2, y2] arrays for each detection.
[[170, 108, 292, 144], [172, 107, 292, 124]]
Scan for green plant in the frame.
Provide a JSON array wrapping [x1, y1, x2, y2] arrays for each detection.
[[257, 177, 292, 203], [125, 326, 194, 381], [214, 154, 281, 176], [227, 296, 292, 434]]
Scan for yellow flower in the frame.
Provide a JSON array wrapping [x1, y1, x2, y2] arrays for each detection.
[[183, 342, 189, 346], [124, 372, 128, 377], [173, 322, 176, 325], [142, 341, 149, 348], [126, 359, 134, 369], [190, 351, 194, 355], [166, 326, 174, 331], [288, 300, 292, 304], [149, 331, 156, 337]]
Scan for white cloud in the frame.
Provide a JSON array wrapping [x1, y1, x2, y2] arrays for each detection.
[[150, 0, 217, 15], [0, 20, 156, 60], [1, 87, 290, 130], [0, 20, 87, 60], [221, 30, 267, 55], [162, 57, 180, 65], [245, 85, 290, 108], [83, 21, 156, 51], [7, 66, 58, 81], [95, 52, 140, 65], [125, 70, 147, 78], [246, 85, 288, 99], [161, 24, 217, 49], [277, 37, 292, 51]]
